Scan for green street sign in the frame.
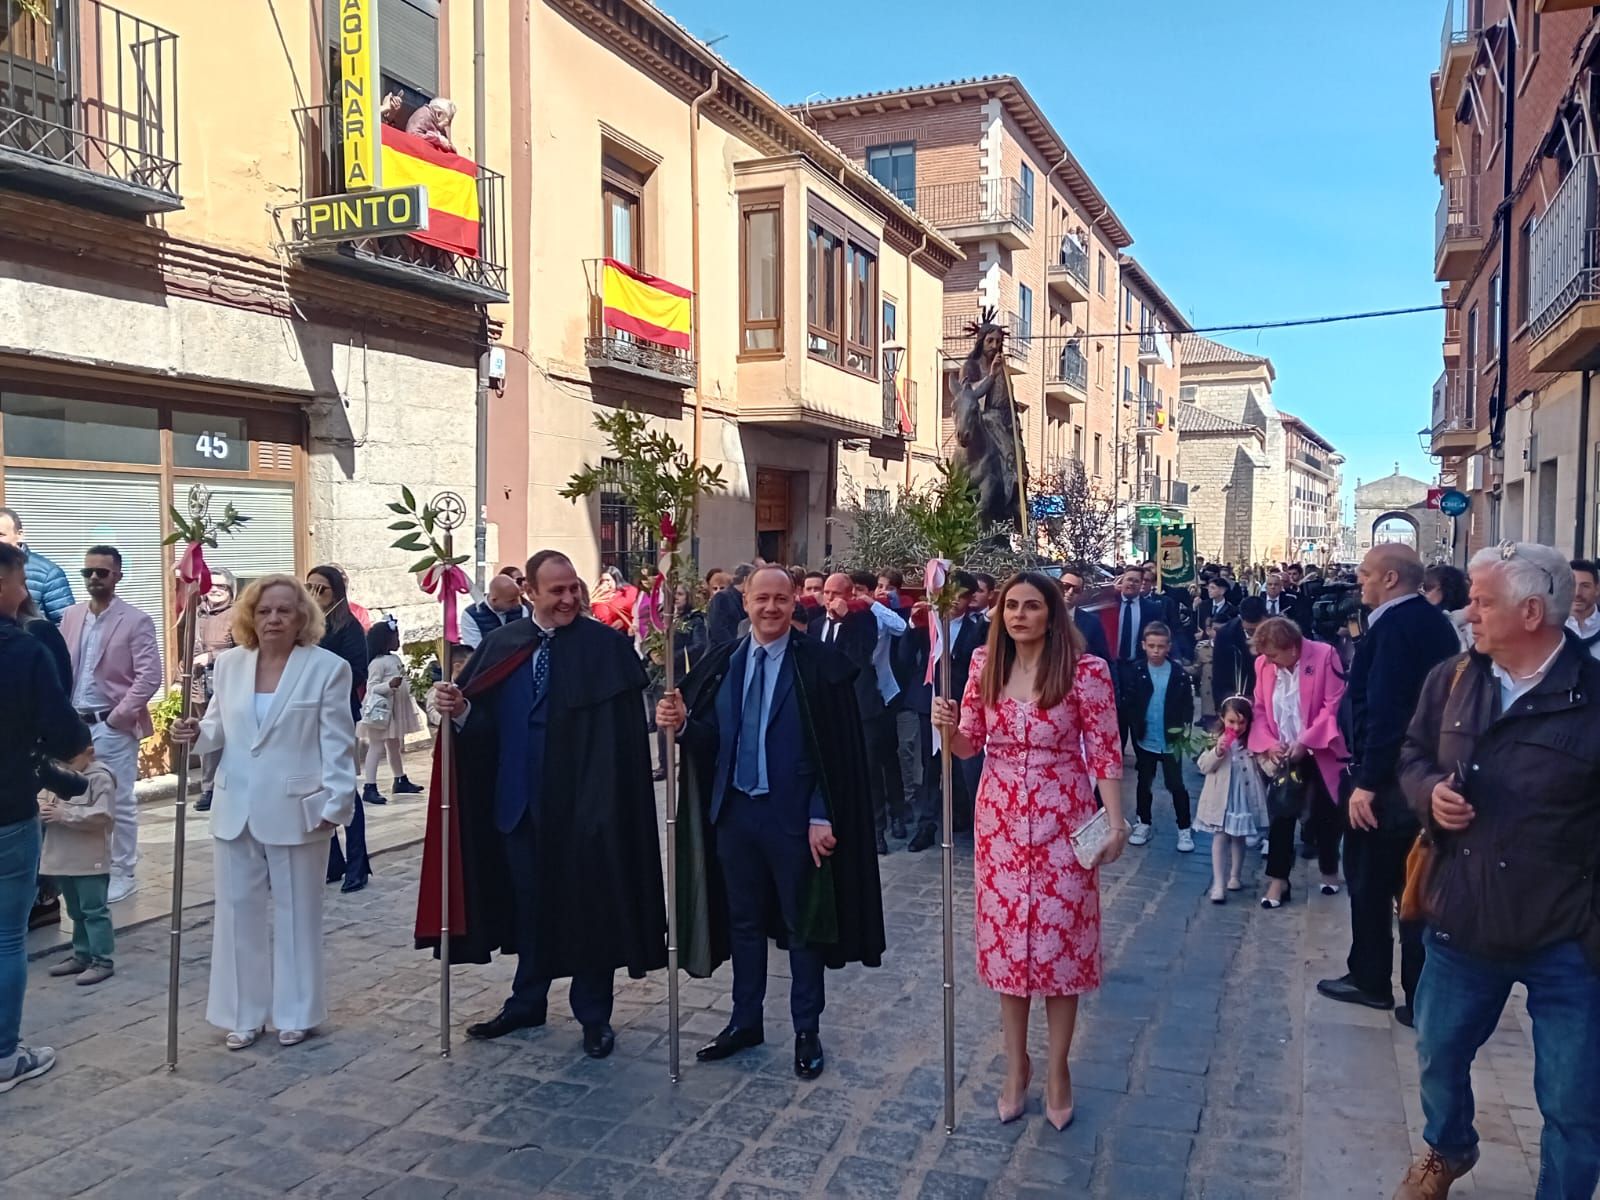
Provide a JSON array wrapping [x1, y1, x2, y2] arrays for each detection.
[[1136, 505, 1164, 527]]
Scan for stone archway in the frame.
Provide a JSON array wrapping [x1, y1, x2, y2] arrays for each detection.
[[1371, 509, 1420, 548]]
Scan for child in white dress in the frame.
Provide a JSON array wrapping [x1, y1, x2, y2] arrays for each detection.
[[1194, 696, 1269, 904]]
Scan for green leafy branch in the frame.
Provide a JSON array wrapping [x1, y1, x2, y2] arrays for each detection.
[[560, 408, 725, 582], [901, 460, 984, 615], [1167, 725, 1216, 760], [163, 502, 249, 548], [387, 486, 468, 575]]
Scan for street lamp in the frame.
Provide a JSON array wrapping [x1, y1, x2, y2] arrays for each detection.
[[1416, 426, 1433, 454], [882, 341, 905, 383]]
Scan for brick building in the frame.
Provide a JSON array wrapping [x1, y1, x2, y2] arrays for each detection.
[[1429, 0, 1600, 559], [798, 77, 1190, 547]]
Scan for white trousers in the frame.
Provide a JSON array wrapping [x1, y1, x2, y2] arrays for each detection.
[[207, 830, 328, 1033], [90, 723, 140, 878]]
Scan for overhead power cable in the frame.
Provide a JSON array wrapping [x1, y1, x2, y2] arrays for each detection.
[[985, 303, 1449, 345]]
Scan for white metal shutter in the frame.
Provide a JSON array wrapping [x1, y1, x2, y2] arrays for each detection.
[[171, 479, 296, 591], [6, 468, 167, 672]]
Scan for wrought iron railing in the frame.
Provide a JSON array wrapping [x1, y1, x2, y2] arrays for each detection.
[[0, 0, 179, 200], [1443, 291, 1461, 344], [882, 376, 917, 438], [1530, 155, 1600, 340], [585, 261, 696, 386], [1052, 342, 1087, 392], [1431, 368, 1477, 434], [1138, 332, 1160, 361], [1440, 0, 1478, 72], [1435, 171, 1482, 258], [1053, 236, 1089, 286], [289, 104, 508, 300], [916, 178, 1034, 234]]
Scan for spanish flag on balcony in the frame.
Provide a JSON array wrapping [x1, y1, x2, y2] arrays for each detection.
[[601, 258, 692, 350], [379, 125, 480, 257]]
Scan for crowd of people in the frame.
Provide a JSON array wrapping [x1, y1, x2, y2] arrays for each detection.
[[5, 520, 1600, 1199]]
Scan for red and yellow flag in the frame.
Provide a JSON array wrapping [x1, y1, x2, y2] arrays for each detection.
[[379, 125, 480, 257], [601, 258, 692, 349]]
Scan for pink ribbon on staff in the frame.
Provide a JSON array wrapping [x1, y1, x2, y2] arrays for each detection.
[[923, 557, 952, 687], [420, 562, 471, 643], [175, 542, 212, 604]]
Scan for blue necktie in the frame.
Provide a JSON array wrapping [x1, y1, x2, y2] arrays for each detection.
[[530, 629, 550, 702], [735, 644, 767, 794]]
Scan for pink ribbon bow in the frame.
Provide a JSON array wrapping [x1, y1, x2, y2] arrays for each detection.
[[923, 558, 952, 687], [420, 562, 471, 643], [175, 542, 212, 605]]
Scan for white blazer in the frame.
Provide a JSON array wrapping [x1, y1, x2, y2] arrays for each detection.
[[196, 644, 357, 846]]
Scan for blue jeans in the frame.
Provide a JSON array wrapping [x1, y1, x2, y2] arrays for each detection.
[[1416, 932, 1600, 1199], [0, 817, 42, 1059]]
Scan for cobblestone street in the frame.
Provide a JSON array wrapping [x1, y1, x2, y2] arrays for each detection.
[[6, 772, 1545, 1199]]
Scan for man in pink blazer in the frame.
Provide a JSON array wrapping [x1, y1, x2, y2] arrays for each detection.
[[62, 546, 161, 904]]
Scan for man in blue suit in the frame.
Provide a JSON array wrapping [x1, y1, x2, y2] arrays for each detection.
[[1058, 566, 1112, 663], [1109, 568, 1166, 742], [658, 566, 884, 1080]]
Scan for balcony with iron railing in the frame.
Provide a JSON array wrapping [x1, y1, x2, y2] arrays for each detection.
[[1528, 156, 1600, 372], [1438, 0, 1479, 119], [1047, 235, 1090, 304], [1143, 476, 1191, 507], [1137, 332, 1162, 365], [881, 376, 917, 440], [1045, 341, 1088, 402], [282, 104, 509, 305], [1429, 367, 1477, 453], [1442, 291, 1461, 358], [584, 259, 697, 388], [0, 0, 179, 213], [916, 178, 1034, 249], [1135, 399, 1165, 437], [1434, 171, 1485, 281], [942, 310, 1029, 365]]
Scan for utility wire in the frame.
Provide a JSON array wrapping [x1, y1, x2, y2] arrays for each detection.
[[969, 303, 1448, 345]]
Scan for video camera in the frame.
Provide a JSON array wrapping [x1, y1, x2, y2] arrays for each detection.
[[1307, 579, 1362, 644]]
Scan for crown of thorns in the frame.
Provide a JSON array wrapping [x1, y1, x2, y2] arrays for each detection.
[[963, 307, 1003, 338]]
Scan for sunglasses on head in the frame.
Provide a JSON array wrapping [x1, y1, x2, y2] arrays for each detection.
[[80, 567, 113, 580]]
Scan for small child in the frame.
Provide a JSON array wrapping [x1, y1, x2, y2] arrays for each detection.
[[39, 746, 117, 986], [359, 620, 424, 805], [1194, 696, 1270, 904]]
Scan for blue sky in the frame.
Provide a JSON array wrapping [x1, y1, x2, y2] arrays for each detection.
[[664, 0, 1444, 505]]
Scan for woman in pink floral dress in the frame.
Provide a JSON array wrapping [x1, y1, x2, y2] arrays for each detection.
[[933, 571, 1128, 1131]]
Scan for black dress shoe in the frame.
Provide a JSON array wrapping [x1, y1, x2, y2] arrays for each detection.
[[582, 1023, 616, 1059], [696, 1024, 763, 1062], [890, 817, 907, 840], [794, 1031, 824, 1080], [875, 832, 889, 856], [362, 783, 388, 807], [907, 824, 937, 853], [466, 1008, 548, 1040], [1316, 975, 1394, 1011], [1394, 1005, 1415, 1029], [195, 790, 213, 813], [391, 775, 424, 795]]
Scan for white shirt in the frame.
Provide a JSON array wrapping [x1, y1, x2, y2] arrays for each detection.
[[1567, 610, 1600, 661], [253, 692, 275, 724], [1490, 636, 1566, 712], [1263, 594, 1283, 616], [1367, 592, 1422, 628], [1272, 663, 1302, 745], [460, 601, 531, 649], [72, 607, 110, 711], [866, 599, 907, 704]]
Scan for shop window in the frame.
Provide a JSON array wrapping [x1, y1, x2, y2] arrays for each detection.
[[2, 394, 160, 464], [865, 488, 889, 512], [740, 193, 782, 354], [172, 479, 296, 590], [172, 412, 250, 472]]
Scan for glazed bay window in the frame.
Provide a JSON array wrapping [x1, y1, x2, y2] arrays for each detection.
[[806, 194, 880, 378], [740, 193, 782, 354]]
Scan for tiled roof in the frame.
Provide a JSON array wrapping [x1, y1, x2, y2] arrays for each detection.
[[1181, 335, 1273, 369], [1278, 411, 1339, 454], [1177, 403, 1259, 436]]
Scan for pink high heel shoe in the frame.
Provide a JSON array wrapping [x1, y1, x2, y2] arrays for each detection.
[[997, 1057, 1031, 1124], [1045, 1071, 1074, 1131]]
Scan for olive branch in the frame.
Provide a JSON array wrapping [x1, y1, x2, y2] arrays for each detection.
[[386, 486, 469, 574], [162, 502, 249, 548], [901, 459, 984, 617]]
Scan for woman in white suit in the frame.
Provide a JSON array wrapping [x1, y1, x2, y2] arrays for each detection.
[[171, 574, 356, 1049]]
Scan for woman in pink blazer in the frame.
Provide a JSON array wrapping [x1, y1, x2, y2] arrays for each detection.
[[1247, 617, 1348, 908]]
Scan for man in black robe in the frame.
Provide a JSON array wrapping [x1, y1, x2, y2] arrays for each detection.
[[420, 550, 666, 1059], [656, 565, 884, 1080]]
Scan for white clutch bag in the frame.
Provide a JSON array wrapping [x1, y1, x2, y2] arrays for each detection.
[[1070, 809, 1127, 869]]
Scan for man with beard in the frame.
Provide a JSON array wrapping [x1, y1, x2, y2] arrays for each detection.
[[656, 566, 884, 1080], [420, 550, 666, 1059]]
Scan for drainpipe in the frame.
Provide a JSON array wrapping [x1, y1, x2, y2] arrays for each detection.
[[688, 68, 719, 565], [472, 0, 489, 591], [1578, 370, 1592, 554], [1491, 14, 1516, 451]]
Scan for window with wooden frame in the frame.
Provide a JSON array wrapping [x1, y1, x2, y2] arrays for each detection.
[[602, 154, 647, 268], [740, 192, 783, 356], [807, 223, 843, 363], [807, 194, 880, 378], [845, 242, 878, 375]]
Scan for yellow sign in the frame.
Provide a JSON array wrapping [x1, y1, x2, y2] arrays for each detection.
[[338, 0, 379, 191], [295, 186, 429, 241]]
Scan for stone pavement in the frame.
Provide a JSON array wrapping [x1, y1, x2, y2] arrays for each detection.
[[6, 769, 1549, 1199]]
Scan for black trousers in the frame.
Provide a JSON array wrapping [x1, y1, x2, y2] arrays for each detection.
[[1265, 770, 1341, 881], [1344, 823, 1426, 1006], [1133, 747, 1192, 830], [862, 710, 907, 834]]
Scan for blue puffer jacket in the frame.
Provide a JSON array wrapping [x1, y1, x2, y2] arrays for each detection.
[[24, 545, 74, 624]]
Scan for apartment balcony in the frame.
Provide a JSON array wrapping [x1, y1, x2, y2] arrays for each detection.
[[882, 376, 917, 440], [1144, 476, 1190, 508], [282, 105, 509, 305], [942, 311, 1030, 368], [1442, 291, 1461, 359], [1135, 400, 1166, 438], [1137, 333, 1162, 365], [1430, 368, 1477, 455], [1538, 0, 1596, 10], [585, 260, 696, 388], [1435, 171, 1485, 281], [1529, 156, 1600, 372], [1044, 342, 1088, 404], [0, 0, 180, 214], [1047, 236, 1090, 304], [1436, 0, 1478, 128], [916, 178, 1034, 250]]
